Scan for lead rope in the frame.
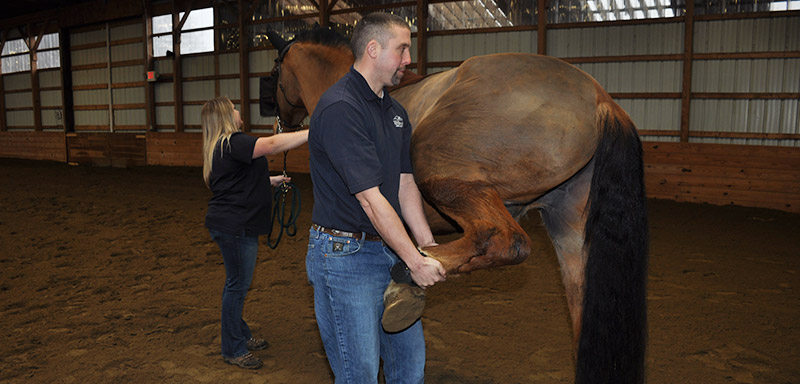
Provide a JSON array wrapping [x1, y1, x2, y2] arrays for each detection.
[[265, 117, 302, 249]]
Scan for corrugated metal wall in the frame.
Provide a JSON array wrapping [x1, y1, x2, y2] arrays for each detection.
[[425, 16, 798, 146], [4, 11, 796, 148], [692, 16, 800, 147], [71, 26, 109, 130], [110, 21, 146, 130], [3, 71, 33, 130], [427, 30, 537, 72], [69, 20, 146, 132], [248, 49, 278, 129]]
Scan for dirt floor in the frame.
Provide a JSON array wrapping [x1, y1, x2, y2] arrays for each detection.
[[0, 158, 798, 384]]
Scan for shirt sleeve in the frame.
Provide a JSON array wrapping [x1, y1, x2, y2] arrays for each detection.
[[227, 132, 258, 164], [317, 102, 383, 195]]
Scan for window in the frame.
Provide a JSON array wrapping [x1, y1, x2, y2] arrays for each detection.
[[549, 0, 684, 23], [1, 39, 31, 74], [152, 7, 215, 57], [695, 0, 800, 15], [37, 33, 61, 70], [428, 0, 517, 31], [1, 33, 59, 74]]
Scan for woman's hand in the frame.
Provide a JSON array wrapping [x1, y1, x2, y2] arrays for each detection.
[[269, 175, 291, 187]]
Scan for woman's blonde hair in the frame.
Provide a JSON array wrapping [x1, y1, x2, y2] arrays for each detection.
[[201, 97, 241, 187]]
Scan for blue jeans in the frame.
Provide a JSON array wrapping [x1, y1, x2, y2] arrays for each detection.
[[306, 227, 426, 384], [209, 229, 258, 358]]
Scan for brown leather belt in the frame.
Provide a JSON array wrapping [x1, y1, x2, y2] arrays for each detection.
[[311, 223, 382, 242]]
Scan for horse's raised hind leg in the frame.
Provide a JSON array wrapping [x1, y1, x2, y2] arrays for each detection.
[[417, 179, 532, 274], [382, 179, 532, 332], [537, 160, 593, 355]]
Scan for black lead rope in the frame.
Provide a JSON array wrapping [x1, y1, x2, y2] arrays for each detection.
[[265, 151, 302, 249]]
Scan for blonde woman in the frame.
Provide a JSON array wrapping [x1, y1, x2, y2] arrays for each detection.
[[201, 97, 308, 369]]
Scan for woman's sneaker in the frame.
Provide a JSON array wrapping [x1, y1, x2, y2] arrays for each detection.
[[246, 337, 269, 351], [224, 352, 263, 369]]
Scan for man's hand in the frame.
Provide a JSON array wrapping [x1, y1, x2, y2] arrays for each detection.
[[408, 255, 446, 288]]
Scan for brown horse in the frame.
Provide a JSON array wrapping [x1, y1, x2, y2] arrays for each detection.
[[263, 27, 648, 384]]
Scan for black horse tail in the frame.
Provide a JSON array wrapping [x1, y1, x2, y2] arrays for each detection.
[[576, 101, 649, 384]]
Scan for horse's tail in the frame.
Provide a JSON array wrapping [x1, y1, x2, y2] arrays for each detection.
[[576, 99, 649, 384]]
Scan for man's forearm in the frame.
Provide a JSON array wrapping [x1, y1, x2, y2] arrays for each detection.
[[357, 188, 425, 269], [398, 175, 435, 247]]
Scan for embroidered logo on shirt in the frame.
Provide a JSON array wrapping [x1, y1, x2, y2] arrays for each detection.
[[393, 115, 404, 128]]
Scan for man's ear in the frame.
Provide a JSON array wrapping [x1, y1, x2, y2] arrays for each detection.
[[366, 40, 380, 59]]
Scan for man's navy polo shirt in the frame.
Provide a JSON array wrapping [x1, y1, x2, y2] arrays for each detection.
[[309, 67, 413, 235]]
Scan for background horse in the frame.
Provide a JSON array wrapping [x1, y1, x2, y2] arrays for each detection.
[[264, 27, 648, 384]]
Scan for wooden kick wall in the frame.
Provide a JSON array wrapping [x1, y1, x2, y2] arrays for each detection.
[[643, 142, 800, 213], [0, 128, 797, 213]]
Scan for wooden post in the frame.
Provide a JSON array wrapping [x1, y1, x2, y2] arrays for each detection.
[[238, 0, 251, 132], [59, 27, 74, 132], [680, 1, 695, 143], [213, 1, 220, 97], [416, 0, 428, 75], [325, 0, 339, 27], [172, 3, 189, 132], [28, 24, 46, 131], [105, 22, 113, 132], [143, 0, 156, 131], [537, 0, 547, 55], [319, 0, 329, 27], [0, 29, 7, 131]]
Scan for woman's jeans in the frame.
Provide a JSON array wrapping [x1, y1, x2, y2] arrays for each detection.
[[209, 229, 258, 358], [306, 227, 425, 384]]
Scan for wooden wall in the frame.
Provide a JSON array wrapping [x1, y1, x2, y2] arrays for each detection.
[[144, 131, 308, 173], [643, 142, 800, 213], [1, 131, 798, 213], [66, 132, 146, 167], [0, 132, 66, 162]]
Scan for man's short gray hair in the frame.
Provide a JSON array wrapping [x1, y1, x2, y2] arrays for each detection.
[[350, 13, 411, 61]]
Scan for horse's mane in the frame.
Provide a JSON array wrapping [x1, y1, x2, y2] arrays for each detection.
[[292, 26, 350, 51]]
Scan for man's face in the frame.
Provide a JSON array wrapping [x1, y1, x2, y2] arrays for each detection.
[[376, 25, 412, 87]]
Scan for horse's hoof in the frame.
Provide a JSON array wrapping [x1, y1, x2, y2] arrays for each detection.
[[382, 280, 426, 332]]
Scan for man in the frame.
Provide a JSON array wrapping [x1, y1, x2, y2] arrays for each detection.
[[306, 12, 447, 383]]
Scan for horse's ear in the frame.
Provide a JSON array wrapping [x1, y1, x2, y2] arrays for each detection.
[[266, 30, 288, 53]]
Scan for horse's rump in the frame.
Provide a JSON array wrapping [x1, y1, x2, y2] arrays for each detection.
[[399, 53, 601, 202]]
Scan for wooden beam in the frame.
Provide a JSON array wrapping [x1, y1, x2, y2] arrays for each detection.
[[416, 0, 428, 75], [213, 1, 220, 98], [173, 2, 184, 132], [327, 0, 339, 13], [59, 27, 74, 133], [238, 0, 250, 132], [694, 51, 800, 60], [319, 0, 329, 27], [692, 92, 800, 100], [106, 23, 114, 132], [176, 1, 196, 32], [563, 54, 684, 63], [142, 1, 155, 131], [30, 24, 44, 131], [329, 2, 415, 16], [679, 0, 694, 143], [244, 0, 259, 22], [537, 0, 547, 55], [0, 29, 7, 131]]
